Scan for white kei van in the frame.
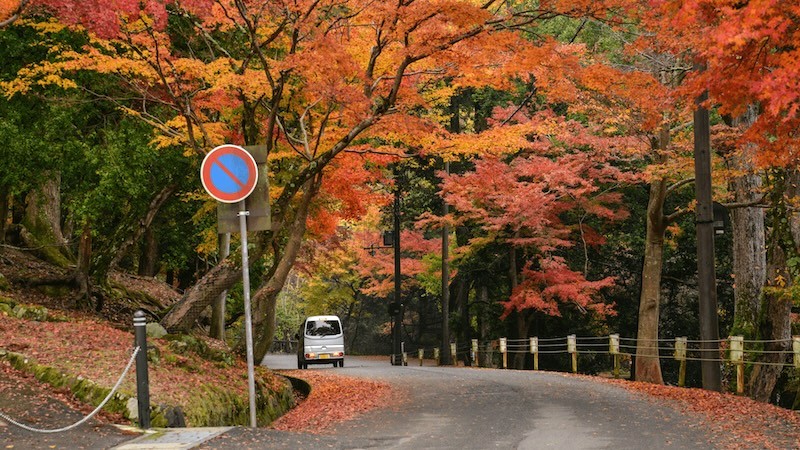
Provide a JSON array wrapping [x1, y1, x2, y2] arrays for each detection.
[[296, 315, 345, 369]]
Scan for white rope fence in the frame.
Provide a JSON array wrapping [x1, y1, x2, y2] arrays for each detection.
[[0, 346, 140, 433], [396, 334, 800, 390]]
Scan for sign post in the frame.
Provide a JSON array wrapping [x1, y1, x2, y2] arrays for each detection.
[[200, 144, 258, 428]]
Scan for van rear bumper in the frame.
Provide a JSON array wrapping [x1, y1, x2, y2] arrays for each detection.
[[304, 356, 344, 365], [302, 351, 345, 363]]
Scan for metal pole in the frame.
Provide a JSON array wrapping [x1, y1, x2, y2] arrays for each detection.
[[441, 160, 451, 366], [393, 187, 402, 366], [693, 88, 722, 392], [133, 310, 151, 429], [238, 202, 258, 426]]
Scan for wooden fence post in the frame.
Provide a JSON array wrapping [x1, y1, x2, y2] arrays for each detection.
[[450, 342, 457, 366], [471, 339, 478, 367], [793, 336, 800, 368], [530, 337, 538, 371], [609, 334, 620, 379], [567, 335, 577, 373], [730, 335, 744, 394], [434, 347, 440, 365], [500, 338, 507, 369], [418, 348, 424, 366], [675, 337, 687, 387]]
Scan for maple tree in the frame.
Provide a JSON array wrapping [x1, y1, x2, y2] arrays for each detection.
[[637, 0, 800, 397], [11, 0, 602, 360], [435, 110, 634, 321], [0, 0, 27, 28]]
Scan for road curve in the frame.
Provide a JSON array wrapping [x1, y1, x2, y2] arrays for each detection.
[[200, 355, 716, 449]]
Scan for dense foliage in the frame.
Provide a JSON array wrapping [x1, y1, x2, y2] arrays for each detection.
[[1, 0, 799, 406]]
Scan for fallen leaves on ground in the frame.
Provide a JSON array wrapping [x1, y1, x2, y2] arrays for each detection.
[[584, 375, 800, 450], [0, 360, 125, 426], [270, 370, 397, 433], [0, 315, 286, 420]]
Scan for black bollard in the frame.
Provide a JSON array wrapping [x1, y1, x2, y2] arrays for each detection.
[[133, 310, 151, 429]]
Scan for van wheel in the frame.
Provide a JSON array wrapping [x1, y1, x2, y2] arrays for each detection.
[[339, 360, 344, 368], [302, 362, 308, 370]]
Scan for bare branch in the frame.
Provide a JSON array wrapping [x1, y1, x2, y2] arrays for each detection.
[[0, 0, 28, 28], [666, 177, 695, 194]]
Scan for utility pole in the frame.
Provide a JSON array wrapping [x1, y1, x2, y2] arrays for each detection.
[[392, 185, 403, 366], [441, 160, 451, 366], [693, 87, 722, 391]]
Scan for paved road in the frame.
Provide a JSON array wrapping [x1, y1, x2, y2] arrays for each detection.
[[200, 355, 717, 449]]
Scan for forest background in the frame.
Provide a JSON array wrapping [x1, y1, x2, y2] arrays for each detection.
[[1, 0, 800, 409]]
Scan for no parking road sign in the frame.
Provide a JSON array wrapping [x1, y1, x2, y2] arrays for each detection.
[[201, 144, 258, 203]]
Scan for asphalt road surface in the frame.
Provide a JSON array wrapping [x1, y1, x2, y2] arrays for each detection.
[[200, 355, 717, 449]]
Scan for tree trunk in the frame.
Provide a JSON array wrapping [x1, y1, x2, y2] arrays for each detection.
[[456, 277, 472, 365], [74, 221, 93, 309], [635, 177, 668, 384], [748, 170, 798, 400], [478, 285, 490, 367], [210, 233, 230, 340], [730, 169, 766, 337], [747, 245, 792, 401], [108, 184, 176, 272], [137, 226, 159, 277], [22, 173, 71, 267], [161, 242, 268, 331], [514, 311, 530, 369], [508, 240, 528, 369], [250, 178, 319, 362], [729, 107, 766, 337], [0, 184, 9, 244]]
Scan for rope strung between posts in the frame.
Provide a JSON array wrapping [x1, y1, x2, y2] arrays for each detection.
[[0, 346, 140, 434], [399, 334, 800, 369]]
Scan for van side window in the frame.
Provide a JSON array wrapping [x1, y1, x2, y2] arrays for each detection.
[[305, 320, 341, 336]]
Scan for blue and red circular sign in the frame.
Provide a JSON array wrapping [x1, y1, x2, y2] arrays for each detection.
[[200, 144, 258, 203]]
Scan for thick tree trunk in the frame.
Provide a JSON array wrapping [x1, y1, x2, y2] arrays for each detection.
[[22, 174, 71, 267], [635, 177, 668, 384], [250, 178, 319, 362], [160, 244, 265, 331], [747, 246, 791, 401], [729, 107, 766, 336], [747, 170, 797, 401], [137, 227, 159, 277], [730, 172, 765, 335], [514, 311, 530, 369]]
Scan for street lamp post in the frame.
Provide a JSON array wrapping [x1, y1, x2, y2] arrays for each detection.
[[362, 189, 402, 366]]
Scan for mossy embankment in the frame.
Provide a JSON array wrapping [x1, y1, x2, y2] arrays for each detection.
[[0, 297, 296, 427]]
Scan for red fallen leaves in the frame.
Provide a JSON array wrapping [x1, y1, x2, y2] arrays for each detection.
[[588, 376, 800, 450], [0, 315, 287, 416], [0, 359, 125, 425], [270, 370, 397, 434]]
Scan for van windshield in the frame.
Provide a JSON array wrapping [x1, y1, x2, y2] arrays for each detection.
[[305, 320, 342, 337]]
